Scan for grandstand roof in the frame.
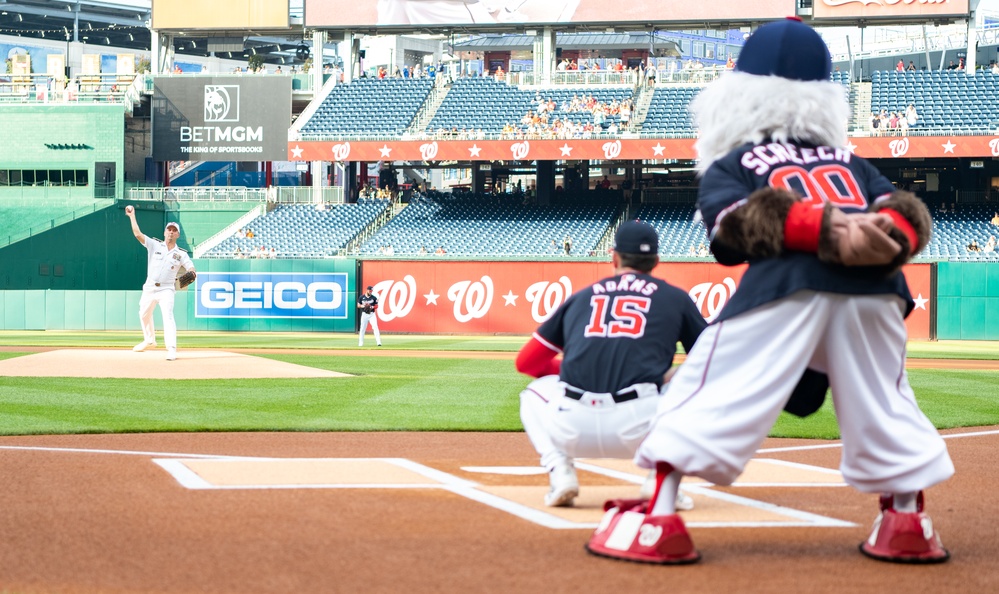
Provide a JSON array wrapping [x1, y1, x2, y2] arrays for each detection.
[[455, 32, 680, 54]]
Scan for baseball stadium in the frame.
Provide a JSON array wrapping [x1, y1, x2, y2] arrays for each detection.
[[1, 0, 998, 591]]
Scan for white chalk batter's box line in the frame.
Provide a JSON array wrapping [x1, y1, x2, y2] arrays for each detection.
[[151, 457, 855, 530]]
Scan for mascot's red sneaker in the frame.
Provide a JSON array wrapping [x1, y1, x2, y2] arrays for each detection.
[[859, 492, 949, 563], [585, 499, 700, 564]]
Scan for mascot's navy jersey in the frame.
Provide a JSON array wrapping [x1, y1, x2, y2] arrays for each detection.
[[534, 272, 706, 394], [698, 139, 914, 322]]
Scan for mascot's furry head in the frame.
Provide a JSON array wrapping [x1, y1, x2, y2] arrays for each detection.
[[692, 17, 848, 173]]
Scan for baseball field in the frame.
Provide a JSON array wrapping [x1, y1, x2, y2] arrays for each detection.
[[0, 331, 997, 593]]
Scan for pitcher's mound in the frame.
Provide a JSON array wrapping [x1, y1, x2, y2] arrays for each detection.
[[0, 349, 351, 380]]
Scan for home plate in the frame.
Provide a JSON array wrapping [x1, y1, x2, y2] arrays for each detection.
[[0, 349, 351, 379]]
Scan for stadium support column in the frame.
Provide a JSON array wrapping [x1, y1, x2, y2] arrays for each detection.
[[313, 29, 326, 92], [536, 161, 555, 205], [151, 31, 175, 75], [532, 28, 556, 85], [472, 163, 487, 194], [966, 8, 978, 74]]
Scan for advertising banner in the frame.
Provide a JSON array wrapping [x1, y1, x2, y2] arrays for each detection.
[[361, 261, 931, 339], [290, 136, 999, 163], [154, 76, 291, 162], [152, 0, 290, 29], [305, 0, 794, 28], [194, 272, 350, 319], [812, 0, 969, 21]]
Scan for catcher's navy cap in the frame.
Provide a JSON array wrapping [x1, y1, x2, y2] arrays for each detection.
[[613, 220, 659, 255], [165, 221, 180, 232], [735, 17, 831, 82]]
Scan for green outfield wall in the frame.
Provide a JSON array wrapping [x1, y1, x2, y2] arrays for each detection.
[[936, 262, 999, 340], [0, 201, 256, 291], [0, 259, 359, 332]]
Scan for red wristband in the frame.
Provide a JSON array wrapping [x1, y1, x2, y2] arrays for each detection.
[[880, 208, 919, 255], [783, 201, 823, 252]]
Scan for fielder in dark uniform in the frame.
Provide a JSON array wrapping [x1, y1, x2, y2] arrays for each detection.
[[588, 18, 952, 566], [357, 286, 382, 347], [516, 220, 706, 508]]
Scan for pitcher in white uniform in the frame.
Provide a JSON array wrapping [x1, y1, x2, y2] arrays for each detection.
[[125, 206, 194, 361]]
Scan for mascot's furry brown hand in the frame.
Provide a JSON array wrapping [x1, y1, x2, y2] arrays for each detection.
[[586, 17, 953, 567]]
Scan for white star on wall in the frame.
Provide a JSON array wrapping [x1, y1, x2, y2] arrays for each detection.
[[469, 144, 482, 157], [291, 145, 304, 159], [845, 141, 857, 153], [424, 290, 440, 305], [379, 145, 393, 157], [559, 144, 573, 156], [652, 143, 665, 156], [941, 140, 956, 154], [502, 291, 518, 306], [913, 294, 928, 310]]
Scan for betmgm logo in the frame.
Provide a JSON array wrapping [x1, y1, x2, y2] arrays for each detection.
[[204, 85, 239, 122]]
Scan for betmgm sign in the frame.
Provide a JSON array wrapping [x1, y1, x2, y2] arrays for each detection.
[[152, 76, 291, 161], [195, 273, 349, 319]]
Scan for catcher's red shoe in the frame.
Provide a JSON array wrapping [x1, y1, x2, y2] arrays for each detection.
[[859, 493, 949, 564], [585, 499, 700, 565]]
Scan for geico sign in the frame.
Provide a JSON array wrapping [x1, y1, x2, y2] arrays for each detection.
[[195, 273, 349, 318]]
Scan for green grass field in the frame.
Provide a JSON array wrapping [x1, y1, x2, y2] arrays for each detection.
[[0, 331, 997, 439]]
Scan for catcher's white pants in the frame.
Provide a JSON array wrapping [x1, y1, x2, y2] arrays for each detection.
[[359, 312, 381, 346], [376, 0, 495, 24], [635, 291, 954, 493], [520, 375, 662, 470], [138, 286, 177, 351]]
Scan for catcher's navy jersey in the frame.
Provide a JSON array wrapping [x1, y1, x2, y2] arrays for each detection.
[[698, 140, 914, 322], [534, 272, 706, 394]]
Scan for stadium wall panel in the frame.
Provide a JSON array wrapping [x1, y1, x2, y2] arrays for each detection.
[[936, 262, 999, 339]]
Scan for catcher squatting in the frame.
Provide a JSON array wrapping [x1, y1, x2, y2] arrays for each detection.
[[546, 18, 951, 566], [125, 205, 196, 361]]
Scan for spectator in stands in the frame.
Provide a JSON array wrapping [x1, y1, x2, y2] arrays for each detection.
[[990, 212, 999, 226], [896, 59, 904, 72], [551, 239, 560, 254], [688, 245, 697, 256], [967, 240, 981, 253], [992, 62, 999, 75], [646, 65, 656, 87], [435, 246, 446, 255], [984, 236, 997, 254], [870, 111, 881, 135], [907, 61, 916, 71], [696, 243, 709, 257], [236, 228, 246, 238], [725, 57, 736, 70], [419, 245, 428, 256], [385, 244, 395, 256], [598, 176, 611, 190], [563, 234, 573, 255], [269, 247, 277, 259], [906, 104, 918, 128], [246, 228, 255, 239], [233, 247, 244, 259], [947, 60, 958, 70]]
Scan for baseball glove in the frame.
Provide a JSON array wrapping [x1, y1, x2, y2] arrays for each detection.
[[362, 305, 374, 314], [177, 270, 197, 290]]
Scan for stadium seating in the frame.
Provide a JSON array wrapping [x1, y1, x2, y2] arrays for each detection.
[[205, 199, 390, 258], [870, 70, 999, 131], [358, 191, 619, 257], [631, 203, 709, 257], [426, 77, 633, 135], [299, 78, 434, 136]]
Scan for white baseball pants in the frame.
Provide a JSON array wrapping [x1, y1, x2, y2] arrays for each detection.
[[520, 375, 662, 469], [138, 287, 177, 351], [635, 291, 954, 494], [359, 312, 381, 346]]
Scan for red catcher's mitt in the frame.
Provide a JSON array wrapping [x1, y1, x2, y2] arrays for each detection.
[[177, 270, 197, 289]]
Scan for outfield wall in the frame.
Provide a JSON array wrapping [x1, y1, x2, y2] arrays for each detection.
[[936, 262, 999, 340], [0, 260, 941, 339]]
